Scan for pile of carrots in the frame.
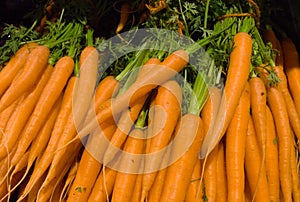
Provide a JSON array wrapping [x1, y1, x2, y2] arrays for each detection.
[[0, 0, 300, 201]]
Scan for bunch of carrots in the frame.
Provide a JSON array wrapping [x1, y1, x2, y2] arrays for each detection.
[[0, 0, 300, 202]]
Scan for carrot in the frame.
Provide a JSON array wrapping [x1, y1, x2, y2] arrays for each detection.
[[28, 93, 62, 171], [73, 46, 98, 127], [216, 141, 227, 202], [18, 76, 76, 199], [0, 97, 20, 136], [6, 94, 61, 197], [225, 82, 250, 202], [116, 2, 131, 33], [27, 172, 47, 202], [141, 79, 182, 200], [244, 116, 270, 202], [146, 146, 171, 202], [0, 43, 37, 97], [111, 128, 146, 202], [131, 174, 143, 202], [36, 140, 82, 202], [87, 166, 118, 202], [281, 37, 300, 116], [160, 114, 204, 202], [102, 94, 148, 165], [0, 45, 50, 112], [265, 106, 280, 202], [60, 158, 79, 202], [263, 28, 284, 66], [66, 122, 117, 202], [78, 49, 189, 137], [185, 159, 203, 202], [73, 75, 120, 142], [203, 145, 218, 202], [50, 74, 119, 201], [11, 55, 74, 166], [0, 64, 53, 160], [102, 58, 161, 166], [263, 29, 300, 141], [200, 32, 252, 158], [199, 86, 222, 202], [267, 86, 292, 202], [249, 76, 267, 151], [290, 134, 300, 202]]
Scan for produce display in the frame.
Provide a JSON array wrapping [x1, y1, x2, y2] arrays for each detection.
[[0, 0, 300, 201]]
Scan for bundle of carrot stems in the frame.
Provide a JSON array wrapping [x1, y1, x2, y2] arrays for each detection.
[[0, 0, 300, 201]]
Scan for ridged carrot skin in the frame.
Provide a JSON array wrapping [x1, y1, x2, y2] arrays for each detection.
[[200, 32, 252, 158], [0, 45, 50, 112]]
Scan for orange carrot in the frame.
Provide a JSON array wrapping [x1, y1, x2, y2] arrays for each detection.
[[116, 2, 131, 33], [265, 106, 280, 202], [73, 46, 98, 127], [185, 159, 203, 202], [131, 174, 143, 202], [102, 94, 148, 165], [111, 128, 145, 202], [290, 135, 300, 202], [103, 58, 161, 166], [250, 77, 267, 152], [281, 37, 300, 116], [0, 97, 20, 136], [267, 86, 292, 202], [200, 32, 252, 158], [6, 95, 62, 197], [0, 45, 50, 112], [216, 141, 227, 202], [66, 122, 117, 202], [36, 140, 82, 202], [200, 86, 222, 202], [11, 55, 74, 166], [28, 93, 62, 170], [160, 114, 204, 202], [0, 64, 53, 160], [141, 80, 182, 200], [146, 146, 171, 202], [78, 49, 189, 137], [0, 43, 37, 97], [226, 82, 250, 202], [87, 166, 118, 202], [18, 76, 76, 199], [264, 30, 300, 142], [245, 116, 270, 202]]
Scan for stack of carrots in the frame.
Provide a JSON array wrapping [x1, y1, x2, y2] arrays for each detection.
[[0, 0, 300, 201]]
